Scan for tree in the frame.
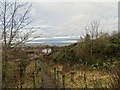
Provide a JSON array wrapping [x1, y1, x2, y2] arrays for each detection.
[[84, 34, 92, 62], [84, 20, 102, 62], [0, 0, 35, 49], [85, 20, 101, 40], [0, 0, 37, 88]]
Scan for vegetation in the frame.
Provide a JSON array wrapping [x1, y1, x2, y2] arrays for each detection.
[[0, 1, 119, 88], [43, 32, 120, 88], [0, 0, 39, 88], [51, 33, 120, 68], [1, 31, 120, 88]]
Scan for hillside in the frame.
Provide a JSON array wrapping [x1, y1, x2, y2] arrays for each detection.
[[49, 33, 120, 68], [35, 33, 120, 88]]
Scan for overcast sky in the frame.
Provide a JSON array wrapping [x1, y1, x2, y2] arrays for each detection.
[[28, 2, 118, 37]]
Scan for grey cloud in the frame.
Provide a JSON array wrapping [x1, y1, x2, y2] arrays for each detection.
[[30, 2, 118, 37]]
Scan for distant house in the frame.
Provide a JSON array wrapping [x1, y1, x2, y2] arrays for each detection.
[[42, 48, 52, 54]]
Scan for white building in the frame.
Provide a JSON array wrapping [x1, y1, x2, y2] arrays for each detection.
[[42, 48, 52, 54]]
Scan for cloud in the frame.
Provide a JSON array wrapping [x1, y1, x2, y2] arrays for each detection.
[[21, 0, 119, 2], [29, 2, 118, 37]]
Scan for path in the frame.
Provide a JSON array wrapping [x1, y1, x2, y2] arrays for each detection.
[[37, 60, 55, 88]]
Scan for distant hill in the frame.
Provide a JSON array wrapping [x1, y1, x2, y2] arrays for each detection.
[[26, 36, 80, 46]]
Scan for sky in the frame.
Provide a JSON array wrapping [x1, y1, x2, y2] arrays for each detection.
[[23, 0, 118, 38]]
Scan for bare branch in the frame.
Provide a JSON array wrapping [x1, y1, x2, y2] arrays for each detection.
[[0, 0, 37, 48]]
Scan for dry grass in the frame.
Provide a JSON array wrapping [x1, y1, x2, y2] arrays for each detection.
[[22, 60, 42, 88], [41, 61, 116, 88], [3, 59, 42, 88]]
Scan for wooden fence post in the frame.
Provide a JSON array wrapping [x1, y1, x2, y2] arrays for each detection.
[[54, 67, 58, 87], [32, 72, 36, 89], [39, 67, 41, 72], [83, 62, 87, 89], [40, 77, 44, 88], [39, 67, 44, 88], [62, 74, 65, 88], [54, 67, 57, 80], [56, 70, 60, 88]]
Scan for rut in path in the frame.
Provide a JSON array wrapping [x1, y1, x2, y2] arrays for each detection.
[[37, 61, 55, 88]]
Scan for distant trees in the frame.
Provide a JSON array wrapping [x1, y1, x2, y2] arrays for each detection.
[[51, 20, 119, 68], [104, 33, 120, 59]]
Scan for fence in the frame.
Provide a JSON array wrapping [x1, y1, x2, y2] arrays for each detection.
[[33, 60, 67, 88]]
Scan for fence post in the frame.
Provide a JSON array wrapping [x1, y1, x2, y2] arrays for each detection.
[[39, 67, 41, 87], [62, 74, 65, 88], [56, 70, 59, 88], [40, 77, 44, 88], [54, 67, 57, 88], [83, 62, 87, 89], [39, 67, 44, 88], [54, 67, 57, 80], [39, 67, 41, 72], [32, 72, 36, 89]]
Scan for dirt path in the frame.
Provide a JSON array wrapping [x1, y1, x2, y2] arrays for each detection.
[[37, 60, 55, 88]]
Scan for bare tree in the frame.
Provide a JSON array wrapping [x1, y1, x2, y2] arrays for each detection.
[[0, 0, 36, 49], [83, 20, 102, 62], [85, 20, 101, 40], [0, 0, 38, 88]]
